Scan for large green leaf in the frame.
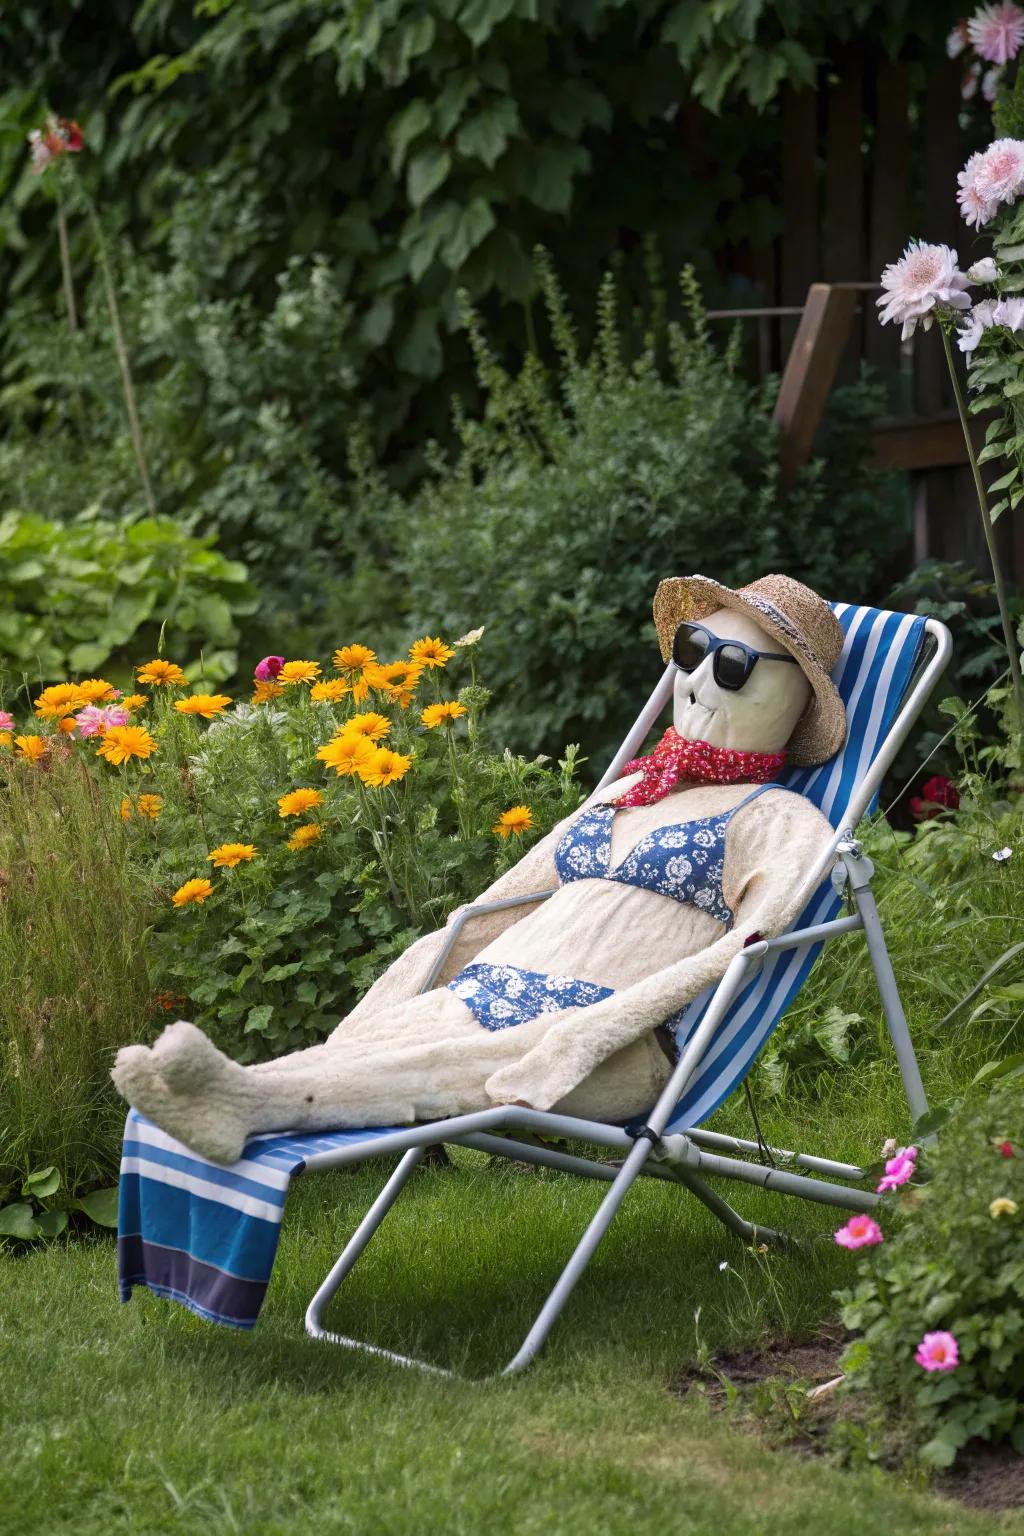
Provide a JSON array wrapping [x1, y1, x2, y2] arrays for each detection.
[[0, 1202, 39, 1239], [407, 146, 451, 209], [388, 98, 432, 176], [76, 1187, 120, 1228], [22, 1166, 60, 1199], [440, 199, 496, 269], [455, 99, 520, 168]]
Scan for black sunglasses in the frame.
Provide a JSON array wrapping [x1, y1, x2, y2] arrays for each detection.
[[671, 621, 799, 692]]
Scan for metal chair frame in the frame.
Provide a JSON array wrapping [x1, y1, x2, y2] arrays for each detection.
[[299, 619, 952, 1377]]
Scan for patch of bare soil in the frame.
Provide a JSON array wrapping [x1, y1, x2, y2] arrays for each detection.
[[935, 1443, 1024, 1513], [671, 1327, 844, 1409], [673, 1332, 1024, 1512]]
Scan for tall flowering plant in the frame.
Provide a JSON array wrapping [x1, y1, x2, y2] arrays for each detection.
[[878, 135, 1024, 743]]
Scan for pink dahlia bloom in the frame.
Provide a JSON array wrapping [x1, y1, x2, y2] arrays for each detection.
[[0, 710, 14, 731], [968, 1, 1024, 64], [959, 138, 1024, 227], [254, 655, 285, 682], [915, 1331, 960, 1372], [834, 1214, 884, 1250], [75, 704, 129, 738], [877, 242, 972, 340]]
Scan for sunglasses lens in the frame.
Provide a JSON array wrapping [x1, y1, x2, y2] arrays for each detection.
[[715, 644, 751, 690], [673, 625, 709, 671]]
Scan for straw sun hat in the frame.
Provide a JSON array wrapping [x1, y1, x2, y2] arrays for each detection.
[[652, 573, 847, 766]]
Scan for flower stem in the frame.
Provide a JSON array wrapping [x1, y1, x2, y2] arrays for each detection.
[[55, 189, 78, 334], [941, 327, 1024, 734], [83, 197, 157, 515]]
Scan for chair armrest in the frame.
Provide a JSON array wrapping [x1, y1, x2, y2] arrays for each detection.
[[420, 890, 557, 993]]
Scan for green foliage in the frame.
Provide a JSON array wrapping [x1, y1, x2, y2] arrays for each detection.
[[0, 0, 962, 481], [0, 509, 255, 689], [837, 1078, 1024, 1469], [386, 262, 902, 764], [0, 1165, 118, 1244]]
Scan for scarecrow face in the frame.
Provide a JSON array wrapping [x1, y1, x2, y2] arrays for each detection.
[[671, 606, 812, 754]]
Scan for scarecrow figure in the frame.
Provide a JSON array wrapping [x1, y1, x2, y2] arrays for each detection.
[[113, 575, 846, 1164]]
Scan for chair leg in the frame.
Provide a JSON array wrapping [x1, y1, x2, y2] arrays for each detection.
[[303, 1134, 657, 1378], [841, 841, 930, 1129], [670, 1166, 792, 1250]]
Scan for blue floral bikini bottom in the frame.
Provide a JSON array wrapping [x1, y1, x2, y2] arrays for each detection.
[[447, 961, 682, 1063]]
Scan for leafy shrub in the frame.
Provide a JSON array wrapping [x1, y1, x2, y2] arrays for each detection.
[[0, 509, 255, 688], [836, 1076, 1024, 1469], [0, 631, 581, 1114], [389, 263, 902, 764]]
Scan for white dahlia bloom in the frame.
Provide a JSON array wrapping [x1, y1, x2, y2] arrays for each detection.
[[957, 298, 999, 351], [877, 242, 972, 340], [967, 256, 1000, 282], [993, 295, 1024, 329]]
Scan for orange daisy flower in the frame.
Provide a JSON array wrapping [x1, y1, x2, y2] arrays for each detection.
[[172, 878, 215, 908], [278, 660, 322, 686], [359, 747, 413, 788], [492, 805, 534, 838], [316, 734, 376, 777], [207, 842, 257, 869], [174, 694, 232, 720], [409, 635, 454, 670], [137, 660, 187, 687]]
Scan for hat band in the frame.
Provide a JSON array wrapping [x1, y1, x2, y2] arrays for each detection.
[[738, 592, 820, 670]]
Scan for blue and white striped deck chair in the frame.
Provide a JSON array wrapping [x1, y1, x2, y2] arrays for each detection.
[[118, 604, 951, 1377]]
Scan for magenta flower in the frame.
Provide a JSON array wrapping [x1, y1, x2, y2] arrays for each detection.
[[877, 1150, 917, 1193], [834, 1214, 884, 1250], [75, 704, 129, 738], [254, 656, 285, 682], [968, 1, 1024, 64], [0, 710, 14, 731], [915, 1331, 960, 1372]]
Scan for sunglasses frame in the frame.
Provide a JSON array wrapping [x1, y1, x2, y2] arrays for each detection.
[[671, 621, 800, 692]]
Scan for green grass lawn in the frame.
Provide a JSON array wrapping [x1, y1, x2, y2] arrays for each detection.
[[3, 1077, 1023, 1536]]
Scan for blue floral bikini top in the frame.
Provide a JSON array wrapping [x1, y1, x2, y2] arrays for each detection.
[[553, 784, 776, 927]]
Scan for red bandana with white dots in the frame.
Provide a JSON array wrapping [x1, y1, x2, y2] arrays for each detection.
[[615, 728, 786, 807]]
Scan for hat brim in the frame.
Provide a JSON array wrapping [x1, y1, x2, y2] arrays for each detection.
[[653, 576, 846, 767]]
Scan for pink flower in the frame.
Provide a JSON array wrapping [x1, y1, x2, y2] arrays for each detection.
[[877, 1149, 918, 1193], [968, 1, 1024, 64], [962, 60, 983, 101], [958, 139, 1024, 227], [834, 1214, 884, 1249], [74, 704, 129, 738], [994, 295, 1024, 330], [254, 656, 285, 682], [877, 242, 972, 340], [983, 64, 1004, 100], [0, 710, 14, 731], [998, 1140, 1015, 1157], [915, 1330, 960, 1372], [26, 116, 84, 177]]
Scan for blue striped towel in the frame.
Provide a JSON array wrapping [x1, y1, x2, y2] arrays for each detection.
[[118, 602, 925, 1329], [118, 1111, 404, 1327]]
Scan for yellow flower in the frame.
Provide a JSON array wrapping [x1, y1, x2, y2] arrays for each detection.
[[207, 842, 257, 869], [342, 711, 391, 742], [317, 734, 376, 776], [174, 693, 232, 720], [15, 734, 48, 763], [277, 787, 324, 818], [136, 794, 163, 820], [75, 678, 116, 705], [57, 716, 78, 735], [252, 680, 285, 704], [278, 659, 322, 686], [309, 678, 351, 703], [366, 660, 424, 710], [287, 823, 323, 851], [137, 659, 187, 687], [34, 683, 85, 719], [96, 725, 159, 765], [0, 732, 12, 750], [121, 694, 148, 711], [359, 747, 413, 788], [421, 700, 467, 729], [990, 1197, 1019, 1219], [333, 644, 377, 703], [409, 635, 454, 670], [172, 878, 215, 908], [492, 805, 534, 838], [119, 798, 133, 821]]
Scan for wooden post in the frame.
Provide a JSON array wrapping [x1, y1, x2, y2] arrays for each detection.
[[773, 284, 859, 488]]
